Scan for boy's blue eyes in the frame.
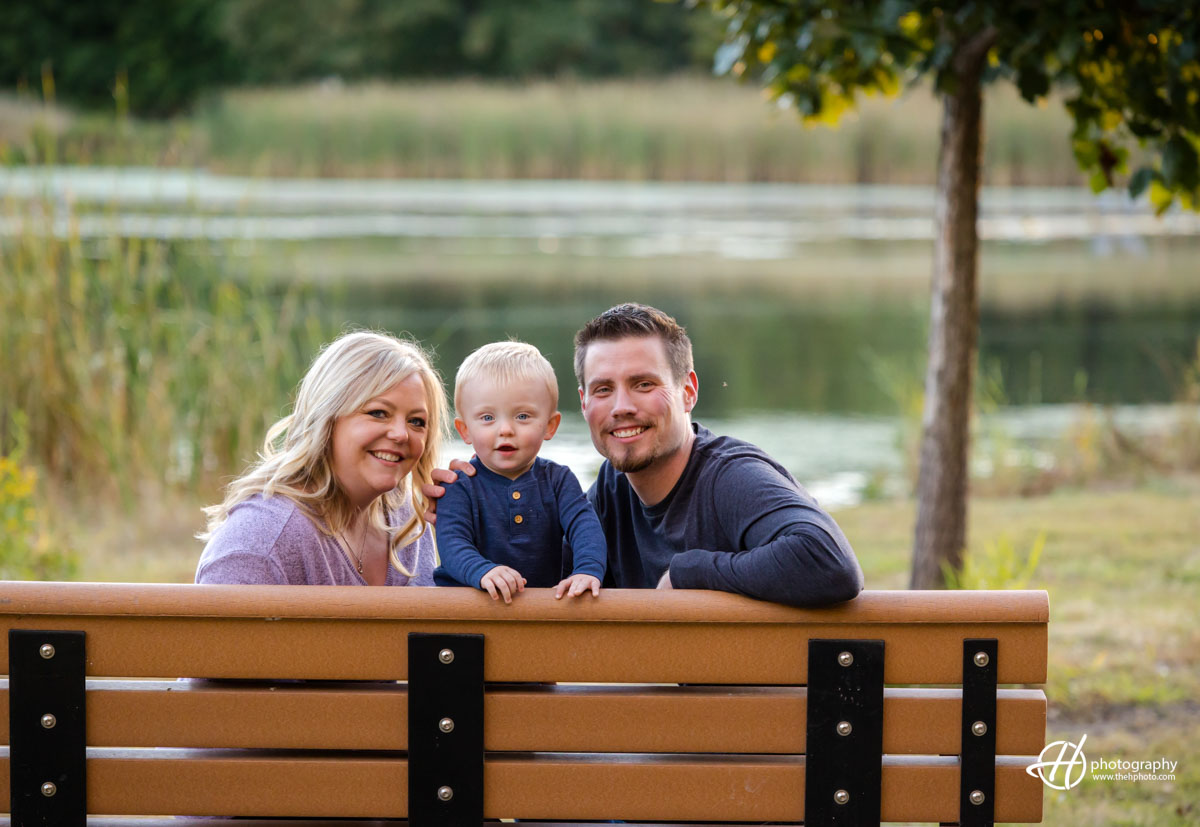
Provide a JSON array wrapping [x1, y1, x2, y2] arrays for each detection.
[[478, 413, 534, 422]]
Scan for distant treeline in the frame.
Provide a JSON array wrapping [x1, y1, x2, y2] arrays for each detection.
[[0, 0, 721, 116]]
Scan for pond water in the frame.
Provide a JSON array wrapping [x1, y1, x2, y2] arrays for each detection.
[[344, 282, 1199, 507], [5, 169, 1197, 505]]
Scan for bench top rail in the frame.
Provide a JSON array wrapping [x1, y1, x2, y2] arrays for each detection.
[[0, 582, 1049, 623], [0, 585, 1049, 684]]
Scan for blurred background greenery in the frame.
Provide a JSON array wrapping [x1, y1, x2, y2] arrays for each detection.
[[1, 3, 1198, 821]]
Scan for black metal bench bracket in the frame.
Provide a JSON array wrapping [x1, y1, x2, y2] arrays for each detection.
[[407, 632, 484, 827], [960, 638, 998, 827], [805, 638, 884, 826], [9, 629, 87, 827]]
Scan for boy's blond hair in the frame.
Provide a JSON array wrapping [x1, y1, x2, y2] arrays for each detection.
[[455, 341, 558, 413]]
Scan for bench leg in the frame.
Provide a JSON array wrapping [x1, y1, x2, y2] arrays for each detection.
[[804, 639, 885, 826], [959, 638, 998, 827], [408, 632, 484, 827], [9, 629, 87, 827]]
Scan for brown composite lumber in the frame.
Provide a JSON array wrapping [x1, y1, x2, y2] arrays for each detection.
[[0, 582, 1049, 623], [0, 588, 1048, 684], [0, 681, 1046, 755], [0, 752, 1043, 823], [0, 615, 1046, 684]]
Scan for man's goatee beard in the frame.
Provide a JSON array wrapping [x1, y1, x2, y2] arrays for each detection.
[[610, 453, 654, 474]]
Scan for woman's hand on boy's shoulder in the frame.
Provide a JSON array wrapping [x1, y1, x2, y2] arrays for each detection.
[[420, 458, 477, 524], [555, 573, 601, 600]]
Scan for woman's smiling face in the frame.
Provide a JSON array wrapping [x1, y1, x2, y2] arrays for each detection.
[[329, 373, 429, 509]]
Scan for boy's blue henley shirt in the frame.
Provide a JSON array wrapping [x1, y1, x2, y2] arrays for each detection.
[[434, 456, 607, 589]]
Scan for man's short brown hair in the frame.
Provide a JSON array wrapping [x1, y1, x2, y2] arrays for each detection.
[[574, 303, 694, 387]]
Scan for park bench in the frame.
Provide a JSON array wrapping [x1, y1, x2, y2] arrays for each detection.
[[0, 581, 1048, 825]]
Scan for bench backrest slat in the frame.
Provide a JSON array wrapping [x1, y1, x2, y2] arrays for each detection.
[[0, 681, 1046, 755], [0, 751, 1042, 822], [0, 614, 1047, 685]]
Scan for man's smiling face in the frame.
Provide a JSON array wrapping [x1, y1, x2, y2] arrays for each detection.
[[579, 335, 697, 475]]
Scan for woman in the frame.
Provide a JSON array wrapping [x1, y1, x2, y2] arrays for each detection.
[[196, 330, 448, 586]]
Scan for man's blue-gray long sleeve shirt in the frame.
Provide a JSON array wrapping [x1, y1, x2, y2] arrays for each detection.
[[580, 423, 863, 607]]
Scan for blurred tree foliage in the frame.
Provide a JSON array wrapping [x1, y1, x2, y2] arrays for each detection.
[[0, 0, 230, 116], [704, 0, 1200, 589], [712, 1, 1200, 208], [0, 0, 721, 116], [224, 0, 721, 82]]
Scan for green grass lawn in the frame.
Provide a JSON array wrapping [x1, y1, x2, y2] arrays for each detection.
[[838, 479, 1200, 825]]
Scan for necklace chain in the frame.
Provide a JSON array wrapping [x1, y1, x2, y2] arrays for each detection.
[[342, 525, 367, 575]]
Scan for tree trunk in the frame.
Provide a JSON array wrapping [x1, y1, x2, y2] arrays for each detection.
[[910, 30, 996, 590]]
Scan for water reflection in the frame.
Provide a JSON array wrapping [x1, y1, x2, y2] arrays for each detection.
[[344, 282, 1200, 415], [6, 170, 1194, 505]]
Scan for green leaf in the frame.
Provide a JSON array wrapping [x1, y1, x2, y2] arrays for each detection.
[[1126, 118, 1161, 140], [1016, 63, 1050, 102], [1088, 169, 1109, 194], [1161, 134, 1200, 191], [1149, 180, 1175, 215], [1128, 166, 1159, 199], [1072, 138, 1099, 167]]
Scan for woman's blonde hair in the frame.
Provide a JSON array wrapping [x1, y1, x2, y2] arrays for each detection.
[[199, 330, 449, 575]]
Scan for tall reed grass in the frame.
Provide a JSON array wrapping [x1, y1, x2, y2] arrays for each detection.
[[4, 77, 1082, 185], [0, 200, 330, 503]]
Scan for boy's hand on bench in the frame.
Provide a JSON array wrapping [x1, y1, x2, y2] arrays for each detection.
[[555, 574, 601, 600], [481, 565, 526, 603], [421, 458, 477, 524], [656, 570, 673, 590]]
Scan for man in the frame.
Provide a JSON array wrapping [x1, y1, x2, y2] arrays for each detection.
[[427, 303, 862, 607], [571, 303, 862, 607]]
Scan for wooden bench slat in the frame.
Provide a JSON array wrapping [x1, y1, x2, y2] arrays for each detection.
[[0, 681, 1047, 755], [0, 616, 1046, 683], [0, 751, 1043, 823], [0, 583, 1050, 624]]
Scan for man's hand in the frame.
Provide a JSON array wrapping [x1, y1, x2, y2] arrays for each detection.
[[420, 458, 477, 524], [656, 570, 673, 590], [480, 565, 526, 604], [554, 574, 601, 599]]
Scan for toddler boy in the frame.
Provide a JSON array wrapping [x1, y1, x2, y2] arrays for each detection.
[[433, 341, 607, 602]]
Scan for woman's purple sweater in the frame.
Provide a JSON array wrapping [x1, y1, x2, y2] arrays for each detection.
[[195, 493, 435, 586]]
